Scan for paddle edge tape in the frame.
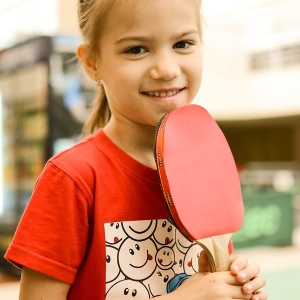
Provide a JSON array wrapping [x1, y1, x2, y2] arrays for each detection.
[[154, 108, 195, 242]]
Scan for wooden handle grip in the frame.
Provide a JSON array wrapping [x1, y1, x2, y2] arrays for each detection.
[[196, 234, 232, 272]]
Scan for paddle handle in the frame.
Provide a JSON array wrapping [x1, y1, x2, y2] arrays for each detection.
[[196, 234, 232, 272]]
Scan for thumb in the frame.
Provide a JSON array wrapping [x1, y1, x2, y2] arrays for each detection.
[[198, 250, 211, 273]]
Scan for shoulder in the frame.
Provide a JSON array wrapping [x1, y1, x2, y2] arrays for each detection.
[[40, 130, 112, 199], [50, 130, 108, 174]]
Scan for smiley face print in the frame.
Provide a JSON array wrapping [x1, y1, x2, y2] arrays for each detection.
[[104, 219, 198, 298], [122, 220, 157, 241], [118, 238, 157, 281], [105, 222, 127, 248], [153, 220, 176, 247], [106, 279, 150, 299]]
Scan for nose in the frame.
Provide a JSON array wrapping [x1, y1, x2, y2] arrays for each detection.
[[149, 52, 181, 80]]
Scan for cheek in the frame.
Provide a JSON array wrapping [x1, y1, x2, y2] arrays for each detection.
[[191, 57, 203, 88], [186, 62, 202, 98], [102, 68, 134, 97], [196, 67, 203, 90], [118, 63, 145, 86]]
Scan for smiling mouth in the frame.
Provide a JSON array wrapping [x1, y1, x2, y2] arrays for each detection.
[[129, 252, 152, 268], [158, 259, 173, 267], [142, 89, 183, 98]]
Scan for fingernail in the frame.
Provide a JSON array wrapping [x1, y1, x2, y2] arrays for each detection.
[[240, 272, 247, 282], [231, 265, 239, 273], [245, 283, 253, 293]]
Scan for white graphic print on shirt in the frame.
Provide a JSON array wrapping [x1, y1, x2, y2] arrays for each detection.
[[105, 219, 203, 299]]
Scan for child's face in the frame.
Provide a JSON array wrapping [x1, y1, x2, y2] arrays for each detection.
[[96, 0, 203, 127]]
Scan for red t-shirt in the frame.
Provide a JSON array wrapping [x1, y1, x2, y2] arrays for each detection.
[[5, 130, 232, 299]]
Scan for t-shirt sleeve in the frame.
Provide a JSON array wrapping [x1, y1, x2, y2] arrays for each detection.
[[4, 161, 91, 284]]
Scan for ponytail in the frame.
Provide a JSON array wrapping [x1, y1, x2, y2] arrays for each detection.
[[78, 0, 113, 136], [83, 86, 111, 135]]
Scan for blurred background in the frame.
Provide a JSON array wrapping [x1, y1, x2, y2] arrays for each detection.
[[0, 0, 300, 299]]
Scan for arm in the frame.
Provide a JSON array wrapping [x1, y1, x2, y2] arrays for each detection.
[[19, 267, 71, 300]]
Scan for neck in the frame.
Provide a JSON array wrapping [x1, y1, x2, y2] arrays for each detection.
[[103, 118, 158, 169]]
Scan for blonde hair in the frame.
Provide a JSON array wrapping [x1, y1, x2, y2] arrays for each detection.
[[78, 0, 202, 135]]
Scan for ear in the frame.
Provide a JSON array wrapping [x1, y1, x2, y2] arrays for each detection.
[[77, 43, 98, 81]]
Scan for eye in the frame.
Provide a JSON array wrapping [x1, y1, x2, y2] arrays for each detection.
[[125, 46, 147, 55], [173, 41, 192, 49]]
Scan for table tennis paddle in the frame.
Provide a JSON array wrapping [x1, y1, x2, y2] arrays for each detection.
[[154, 104, 244, 272]]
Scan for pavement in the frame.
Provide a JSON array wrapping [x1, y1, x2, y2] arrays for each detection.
[[1, 227, 299, 299]]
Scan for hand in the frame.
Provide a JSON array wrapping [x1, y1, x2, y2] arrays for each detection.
[[172, 268, 251, 300], [168, 252, 253, 300], [230, 255, 268, 300]]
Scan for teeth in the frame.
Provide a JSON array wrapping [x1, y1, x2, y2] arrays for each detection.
[[146, 90, 179, 97]]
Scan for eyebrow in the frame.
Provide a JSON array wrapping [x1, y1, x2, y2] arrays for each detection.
[[115, 36, 150, 45], [115, 30, 199, 45]]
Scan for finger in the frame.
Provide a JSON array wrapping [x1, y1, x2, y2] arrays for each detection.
[[250, 290, 268, 300], [242, 276, 266, 295], [198, 250, 210, 273], [230, 255, 248, 275], [236, 263, 261, 283], [211, 271, 241, 286], [225, 285, 252, 300]]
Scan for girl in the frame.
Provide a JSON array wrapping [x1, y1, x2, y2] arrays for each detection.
[[5, 0, 267, 299]]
